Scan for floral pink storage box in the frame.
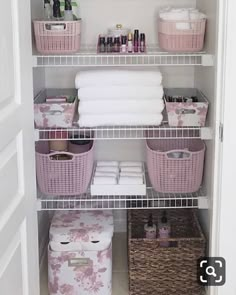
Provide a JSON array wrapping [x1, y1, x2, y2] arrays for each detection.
[[48, 210, 114, 295], [34, 89, 77, 128], [164, 88, 209, 127]]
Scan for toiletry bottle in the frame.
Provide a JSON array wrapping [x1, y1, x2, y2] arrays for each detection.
[[140, 33, 146, 52], [127, 33, 133, 53], [113, 37, 121, 52], [107, 37, 113, 53], [99, 36, 106, 53], [44, 0, 52, 20], [53, 0, 63, 20], [158, 211, 170, 247], [133, 29, 139, 52], [144, 213, 157, 239], [121, 35, 127, 53], [64, 0, 73, 21]]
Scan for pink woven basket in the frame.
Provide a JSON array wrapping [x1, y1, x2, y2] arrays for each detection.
[[33, 20, 81, 54], [158, 18, 206, 52], [36, 141, 93, 195], [146, 139, 205, 193]]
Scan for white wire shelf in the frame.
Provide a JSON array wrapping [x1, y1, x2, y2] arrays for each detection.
[[37, 187, 208, 211], [32, 45, 214, 67], [35, 124, 212, 141]]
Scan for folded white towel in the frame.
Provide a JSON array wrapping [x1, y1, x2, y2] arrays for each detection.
[[119, 176, 143, 185], [75, 70, 162, 88], [97, 161, 119, 167], [96, 166, 119, 174], [120, 166, 143, 173], [78, 113, 163, 127], [95, 172, 118, 178], [120, 161, 143, 167], [93, 176, 117, 185], [120, 172, 143, 177], [78, 99, 164, 115], [78, 86, 164, 101]]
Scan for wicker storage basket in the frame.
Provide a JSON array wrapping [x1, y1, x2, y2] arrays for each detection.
[[146, 139, 205, 193], [158, 18, 206, 52], [36, 140, 94, 195], [128, 209, 206, 295], [33, 20, 81, 54]]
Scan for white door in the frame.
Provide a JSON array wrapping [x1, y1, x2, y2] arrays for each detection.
[[0, 0, 40, 294]]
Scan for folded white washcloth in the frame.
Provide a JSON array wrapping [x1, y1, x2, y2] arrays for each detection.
[[78, 86, 164, 101], [78, 113, 163, 127], [96, 166, 120, 174], [78, 99, 164, 115], [119, 176, 143, 185], [120, 166, 143, 173], [190, 11, 206, 20], [75, 70, 162, 88], [97, 161, 119, 167], [93, 176, 117, 185], [95, 172, 118, 178], [120, 161, 143, 167], [120, 172, 143, 177]]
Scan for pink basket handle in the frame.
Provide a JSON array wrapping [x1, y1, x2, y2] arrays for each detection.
[[165, 149, 192, 160], [44, 23, 67, 31], [48, 151, 75, 161], [175, 108, 196, 115]]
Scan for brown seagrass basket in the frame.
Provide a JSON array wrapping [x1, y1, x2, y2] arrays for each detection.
[[128, 209, 206, 295]]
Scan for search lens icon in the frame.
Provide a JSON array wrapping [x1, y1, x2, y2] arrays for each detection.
[[206, 266, 217, 277]]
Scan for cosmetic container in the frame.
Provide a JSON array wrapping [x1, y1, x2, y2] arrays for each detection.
[[127, 33, 133, 53], [158, 211, 171, 247], [134, 29, 139, 52], [144, 214, 157, 239], [121, 35, 127, 53], [140, 33, 145, 52]]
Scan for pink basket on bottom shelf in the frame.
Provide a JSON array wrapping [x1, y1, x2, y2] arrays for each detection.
[[158, 18, 206, 52], [146, 139, 205, 193], [36, 141, 94, 196]]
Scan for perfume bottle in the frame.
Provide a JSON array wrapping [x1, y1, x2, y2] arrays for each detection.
[[144, 213, 157, 239], [158, 211, 171, 247], [127, 33, 133, 53]]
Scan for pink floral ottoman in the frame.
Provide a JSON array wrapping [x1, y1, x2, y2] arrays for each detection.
[[48, 210, 114, 295]]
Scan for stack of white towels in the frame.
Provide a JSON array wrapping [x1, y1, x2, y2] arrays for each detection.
[[93, 161, 144, 185], [159, 7, 206, 30], [75, 70, 164, 127]]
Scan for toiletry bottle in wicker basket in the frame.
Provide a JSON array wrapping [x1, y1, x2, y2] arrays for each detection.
[[144, 214, 157, 239], [158, 211, 170, 247]]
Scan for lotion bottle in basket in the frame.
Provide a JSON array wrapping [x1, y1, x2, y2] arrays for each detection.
[[144, 213, 156, 239], [158, 211, 171, 247]]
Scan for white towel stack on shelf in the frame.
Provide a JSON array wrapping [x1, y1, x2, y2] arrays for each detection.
[[93, 161, 144, 185], [75, 70, 164, 127], [159, 7, 206, 30]]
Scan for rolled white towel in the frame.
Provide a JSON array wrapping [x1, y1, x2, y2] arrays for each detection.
[[120, 166, 143, 173], [120, 172, 144, 177], [96, 166, 120, 174], [78, 99, 164, 115], [190, 11, 206, 20], [78, 86, 164, 101], [119, 161, 143, 167], [75, 70, 162, 88], [78, 113, 163, 127], [97, 161, 119, 167], [95, 172, 118, 178], [119, 176, 143, 185], [93, 176, 117, 185]]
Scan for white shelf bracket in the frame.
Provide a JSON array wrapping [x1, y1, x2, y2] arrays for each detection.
[[200, 127, 213, 140], [202, 54, 214, 66], [34, 129, 40, 142], [36, 199, 42, 211], [198, 197, 209, 209], [32, 56, 38, 68]]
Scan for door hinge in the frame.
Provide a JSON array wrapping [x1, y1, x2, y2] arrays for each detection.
[[219, 123, 224, 142]]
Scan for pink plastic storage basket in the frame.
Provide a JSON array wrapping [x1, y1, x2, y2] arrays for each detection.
[[146, 139, 205, 193], [33, 20, 81, 54], [158, 18, 206, 52], [36, 141, 93, 195]]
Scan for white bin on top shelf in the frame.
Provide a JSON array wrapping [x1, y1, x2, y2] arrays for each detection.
[[48, 210, 114, 295]]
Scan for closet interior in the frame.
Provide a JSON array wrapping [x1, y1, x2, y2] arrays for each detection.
[[31, 0, 219, 294]]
